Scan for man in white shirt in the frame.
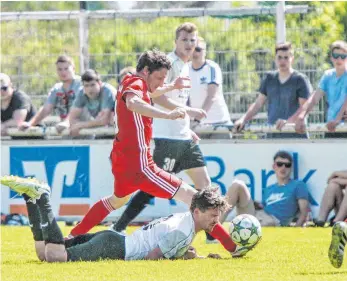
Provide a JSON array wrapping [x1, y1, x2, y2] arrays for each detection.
[[189, 37, 232, 139], [0, 176, 256, 261], [111, 23, 218, 243]]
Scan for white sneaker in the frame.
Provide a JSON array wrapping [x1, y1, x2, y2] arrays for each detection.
[[1, 175, 50, 202], [329, 221, 347, 268]]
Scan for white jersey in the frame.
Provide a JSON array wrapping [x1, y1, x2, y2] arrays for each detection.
[[189, 60, 231, 124], [153, 51, 192, 140], [125, 212, 195, 260]]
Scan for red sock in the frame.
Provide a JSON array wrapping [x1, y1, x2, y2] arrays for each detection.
[[209, 223, 236, 252], [70, 197, 114, 237], [344, 218, 347, 223]]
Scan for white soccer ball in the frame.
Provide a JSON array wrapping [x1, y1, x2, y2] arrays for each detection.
[[229, 214, 262, 247]]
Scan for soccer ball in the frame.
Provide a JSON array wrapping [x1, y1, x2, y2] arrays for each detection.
[[229, 214, 262, 247]]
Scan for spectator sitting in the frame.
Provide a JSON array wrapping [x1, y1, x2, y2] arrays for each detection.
[[295, 40, 347, 138], [68, 69, 116, 137], [315, 170, 347, 227], [234, 42, 312, 138], [20, 55, 81, 133], [1, 73, 36, 136], [189, 37, 232, 139], [221, 150, 309, 227]]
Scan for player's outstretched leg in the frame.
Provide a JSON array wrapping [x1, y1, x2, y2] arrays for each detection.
[[1, 175, 50, 202], [1, 175, 67, 262], [69, 194, 131, 237], [110, 191, 154, 232], [329, 221, 347, 268], [22, 194, 45, 261]]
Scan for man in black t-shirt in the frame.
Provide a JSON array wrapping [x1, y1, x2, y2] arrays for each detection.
[[1, 73, 36, 136]]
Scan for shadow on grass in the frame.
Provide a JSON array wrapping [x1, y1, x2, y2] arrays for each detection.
[[296, 271, 347, 276]]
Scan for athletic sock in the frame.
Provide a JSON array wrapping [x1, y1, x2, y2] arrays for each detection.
[[23, 194, 43, 241], [114, 191, 153, 232], [70, 197, 115, 237], [209, 223, 236, 252], [36, 193, 64, 244]]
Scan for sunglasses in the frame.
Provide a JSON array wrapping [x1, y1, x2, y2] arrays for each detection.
[[275, 161, 292, 168], [195, 46, 205, 52], [1, 86, 9, 91], [332, 53, 347, 60]]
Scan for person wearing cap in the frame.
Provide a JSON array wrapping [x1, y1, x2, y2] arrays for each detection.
[[1, 73, 36, 136]]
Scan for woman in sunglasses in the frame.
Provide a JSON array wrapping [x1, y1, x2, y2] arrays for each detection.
[[295, 40, 347, 137], [1, 73, 36, 136], [220, 150, 309, 227]]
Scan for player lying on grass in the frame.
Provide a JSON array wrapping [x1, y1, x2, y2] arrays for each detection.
[[0, 176, 260, 261], [65, 49, 246, 256]]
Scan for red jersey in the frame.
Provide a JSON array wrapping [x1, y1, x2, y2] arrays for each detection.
[[112, 74, 154, 172]]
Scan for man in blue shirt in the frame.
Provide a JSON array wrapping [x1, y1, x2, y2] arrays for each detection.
[[234, 42, 312, 138], [223, 150, 309, 226], [295, 40, 347, 138]]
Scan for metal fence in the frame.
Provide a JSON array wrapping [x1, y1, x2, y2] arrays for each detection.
[[0, 4, 335, 123]]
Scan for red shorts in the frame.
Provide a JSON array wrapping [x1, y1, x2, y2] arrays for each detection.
[[113, 163, 182, 199]]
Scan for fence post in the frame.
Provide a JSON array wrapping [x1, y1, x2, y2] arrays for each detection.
[[276, 1, 286, 43], [78, 10, 89, 73]]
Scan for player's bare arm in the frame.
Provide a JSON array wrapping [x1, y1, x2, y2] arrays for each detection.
[[152, 94, 206, 120], [234, 93, 267, 132], [144, 247, 164, 260], [150, 77, 191, 98], [125, 92, 185, 120], [20, 103, 54, 130]]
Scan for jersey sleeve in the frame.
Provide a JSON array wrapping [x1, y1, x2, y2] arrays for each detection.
[[318, 71, 329, 94], [45, 86, 57, 105], [158, 230, 191, 259], [12, 92, 31, 111], [122, 79, 144, 99], [71, 89, 86, 109], [101, 85, 116, 110], [295, 181, 309, 200], [296, 74, 312, 99], [259, 73, 270, 96], [208, 64, 222, 86]]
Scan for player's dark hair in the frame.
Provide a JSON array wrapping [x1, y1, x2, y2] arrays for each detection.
[[136, 49, 171, 74], [275, 42, 293, 55], [273, 150, 293, 163], [190, 187, 229, 213], [81, 69, 101, 82], [56, 55, 75, 67]]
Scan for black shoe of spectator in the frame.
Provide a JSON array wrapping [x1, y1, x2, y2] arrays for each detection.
[[313, 219, 325, 227]]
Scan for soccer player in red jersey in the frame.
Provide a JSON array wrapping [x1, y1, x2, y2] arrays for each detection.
[[68, 49, 251, 257]]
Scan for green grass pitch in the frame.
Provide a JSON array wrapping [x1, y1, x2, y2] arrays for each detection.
[[2, 224, 347, 281]]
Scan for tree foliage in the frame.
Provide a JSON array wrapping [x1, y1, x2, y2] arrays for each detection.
[[1, 1, 346, 117]]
